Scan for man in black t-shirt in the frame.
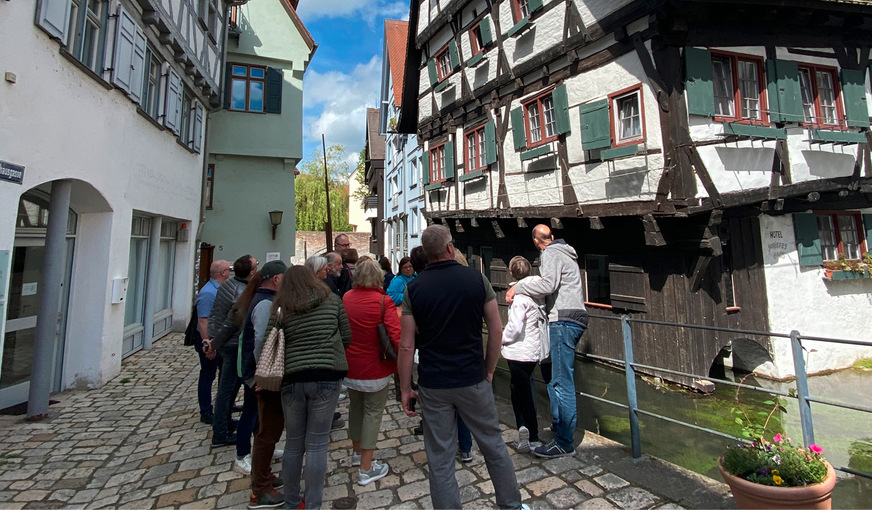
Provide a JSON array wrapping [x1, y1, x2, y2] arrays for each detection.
[[398, 225, 525, 510]]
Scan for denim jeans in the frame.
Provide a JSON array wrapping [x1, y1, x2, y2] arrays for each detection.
[[193, 338, 222, 415], [212, 344, 242, 440], [457, 415, 472, 453], [236, 383, 258, 458], [548, 321, 585, 451], [281, 380, 341, 509]]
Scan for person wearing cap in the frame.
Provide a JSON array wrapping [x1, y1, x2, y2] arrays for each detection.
[[235, 260, 288, 507]]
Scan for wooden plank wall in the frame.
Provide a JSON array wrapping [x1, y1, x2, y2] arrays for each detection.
[[451, 213, 770, 389]]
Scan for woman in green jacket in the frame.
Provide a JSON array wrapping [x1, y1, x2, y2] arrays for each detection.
[[268, 265, 351, 509]]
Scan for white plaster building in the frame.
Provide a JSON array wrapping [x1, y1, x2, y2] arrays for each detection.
[[381, 19, 426, 268], [398, 0, 872, 384], [0, 0, 225, 414]]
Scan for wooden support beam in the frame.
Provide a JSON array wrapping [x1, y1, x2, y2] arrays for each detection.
[[685, 146, 722, 207], [642, 214, 667, 246], [690, 255, 712, 292], [589, 216, 604, 230], [632, 33, 669, 112]]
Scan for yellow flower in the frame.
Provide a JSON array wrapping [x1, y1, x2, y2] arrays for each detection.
[[773, 475, 783, 485], [772, 469, 780, 475]]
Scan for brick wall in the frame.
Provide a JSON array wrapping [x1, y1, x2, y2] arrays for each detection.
[[290, 231, 374, 265]]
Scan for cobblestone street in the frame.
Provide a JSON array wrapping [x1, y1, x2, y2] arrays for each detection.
[[0, 334, 733, 509]]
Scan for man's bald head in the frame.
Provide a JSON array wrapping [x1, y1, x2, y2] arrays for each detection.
[[532, 224, 554, 251], [210, 259, 231, 283]]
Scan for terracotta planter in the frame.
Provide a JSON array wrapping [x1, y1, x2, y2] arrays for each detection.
[[718, 456, 836, 509]]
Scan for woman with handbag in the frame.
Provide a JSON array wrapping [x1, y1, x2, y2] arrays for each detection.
[[341, 258, 401, 486], [267, 265, 352, 509]]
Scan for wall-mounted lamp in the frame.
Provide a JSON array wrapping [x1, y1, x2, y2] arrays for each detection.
[[516, 217, 527, 228], [550, 217, 564, 229], [269, 210, 283, 240], [470, 217, 479, 228]]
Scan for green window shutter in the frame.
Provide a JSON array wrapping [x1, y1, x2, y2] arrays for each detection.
[[841, 68, 870, 128], [528, 0, 543, 14], [422, 152, 430, 185], [480, 17, 493, 47], [223, 63, 231, 109], [579, 99, 611, 150], [511, 107, 526, 150], [685, 47, 714, 117], [449, 40, 460, 70], [484, 120, 497, 165], [766, 59, 803, 123], [427, 59, 438, 87], [444, 141, 455, 179], [864, 215, 872, 253], [792, 213, 823, 267], [553, 84, 571, 135], [265, 67, 283, 114]]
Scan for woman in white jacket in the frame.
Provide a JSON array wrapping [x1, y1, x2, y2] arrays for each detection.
[[501, 256, 552, 453]]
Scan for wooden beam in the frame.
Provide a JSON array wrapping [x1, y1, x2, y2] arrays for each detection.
[[632, 33, 669, 112], [685, 146, 722, 208], [643, 214, 667, 246], [690, 255, 712, 292]]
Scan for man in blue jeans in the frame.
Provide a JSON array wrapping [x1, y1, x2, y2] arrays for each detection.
[[195, 259, 230, 424], [506, 224, 588, 458]]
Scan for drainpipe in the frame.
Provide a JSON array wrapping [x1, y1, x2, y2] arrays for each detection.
[[27, 179, 71, 420]]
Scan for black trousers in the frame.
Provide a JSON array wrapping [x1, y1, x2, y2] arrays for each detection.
[[507, 360, 552, 443]]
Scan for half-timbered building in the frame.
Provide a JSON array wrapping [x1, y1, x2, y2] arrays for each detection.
[[398, 0, 872, 387]]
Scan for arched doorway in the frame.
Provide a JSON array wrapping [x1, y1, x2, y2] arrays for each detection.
[[0, 191, 76, 409]]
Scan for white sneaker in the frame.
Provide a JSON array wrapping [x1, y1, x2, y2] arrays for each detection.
[[351, 451, 361, 467], [358, 460, 389, 486], [529, 441, 542, 450], [516, 426, 530, 453], [234, 454, 252, 475], [272, 449, 283, 460]]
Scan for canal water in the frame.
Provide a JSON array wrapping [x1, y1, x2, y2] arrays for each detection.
[[492, 357, 872, 509]]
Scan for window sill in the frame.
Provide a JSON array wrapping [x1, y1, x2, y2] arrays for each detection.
[[508, 17, 533, 37], [59, 47, 113, 90], [176, 138, 198, 154], [459, 169, 486, 182], [584, 302, 613, 310], [137, 107, 166, 131], [434, 79, 455, 93], [809, 129, 866, 145], [520, 144, 553, 161], [601, 143, 642, 161], [467, 52, 486, 67], [720, 122, 786, 140]]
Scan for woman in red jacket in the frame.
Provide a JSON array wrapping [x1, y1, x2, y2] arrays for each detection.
[[342, 258, 401, 486]]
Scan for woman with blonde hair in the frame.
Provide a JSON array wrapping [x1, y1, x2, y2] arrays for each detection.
[[268, 265, 351, 508], [341, 258, 401, 485]]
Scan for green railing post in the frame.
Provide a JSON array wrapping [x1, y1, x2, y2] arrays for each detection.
[[622, 315, 642, 459], [790, 330, 816, 447]]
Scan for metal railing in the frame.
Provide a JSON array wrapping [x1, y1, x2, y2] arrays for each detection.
[[498, 315, 872, 481]]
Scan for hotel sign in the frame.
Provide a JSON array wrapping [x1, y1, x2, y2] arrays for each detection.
[[0, 160, 24, 185]]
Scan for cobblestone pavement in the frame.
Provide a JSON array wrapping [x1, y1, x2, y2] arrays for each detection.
[[0, 334, 733, 509]]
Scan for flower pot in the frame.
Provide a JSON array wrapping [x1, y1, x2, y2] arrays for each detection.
[[718, 456, 836, 509]]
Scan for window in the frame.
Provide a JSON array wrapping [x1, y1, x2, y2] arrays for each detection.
[[609, 85, 644, 147], [392, 174, 400, 209], [816, 212, 865, 261], [410, 207, 419, 236], [524, 91, 558, 147], [799, 66, 843, 128], [205, 165, 214, 210], [180, 89, 193, 144], [230, 64, 266, 112], [711, 52, 766, 123], [584, 255, 610, 306], [429, 144, 445, 182], [512, 0, 532, 21], [140, 49, 162, 119], [435, 46, 452, 81], [409, 157, 418, 188], [68, 0, 108, 73], [470, 23, 485, 56], [158, 222, 178, 310], [464, 125, 487, 172]]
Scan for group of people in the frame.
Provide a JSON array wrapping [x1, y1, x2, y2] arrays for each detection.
[[190, 225, 589, 509]]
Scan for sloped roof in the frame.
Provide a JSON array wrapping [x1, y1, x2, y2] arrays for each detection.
[[385, 19, 409, 107], [366, 108, 385, 160]]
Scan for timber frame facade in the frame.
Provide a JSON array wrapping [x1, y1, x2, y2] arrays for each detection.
[[399, 0, 872, 387]]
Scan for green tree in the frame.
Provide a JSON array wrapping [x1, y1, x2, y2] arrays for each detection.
[[352, 146, 368, 208], [295, 145, 353, 231]]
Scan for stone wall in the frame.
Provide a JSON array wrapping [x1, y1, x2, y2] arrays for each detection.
[[290, 231, 374, 265]]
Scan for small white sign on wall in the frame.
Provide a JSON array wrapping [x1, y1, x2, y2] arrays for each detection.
[[266, 252, 280, 262], [21, 282, 38, 296]]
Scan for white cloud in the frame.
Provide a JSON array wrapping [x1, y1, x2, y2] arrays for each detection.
[[302, 56, 381, 161], [297, 0, 409, 24]]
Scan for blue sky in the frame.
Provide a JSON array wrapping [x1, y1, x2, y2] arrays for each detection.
[[296, 1, 410, 172]]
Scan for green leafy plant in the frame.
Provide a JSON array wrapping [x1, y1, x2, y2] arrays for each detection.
[[722, 375, 828, 487]]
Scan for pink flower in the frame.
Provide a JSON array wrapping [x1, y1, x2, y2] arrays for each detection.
[[773, 433, 783, 443], [809, 444, 823, 454]]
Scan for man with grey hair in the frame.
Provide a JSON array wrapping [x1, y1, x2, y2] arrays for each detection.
[[398, 225, 526, 510], [323, 252, 343, 296]]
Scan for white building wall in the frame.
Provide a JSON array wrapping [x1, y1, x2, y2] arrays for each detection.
[[758, 214, 872, 378], [0, 0, 204, 392]]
